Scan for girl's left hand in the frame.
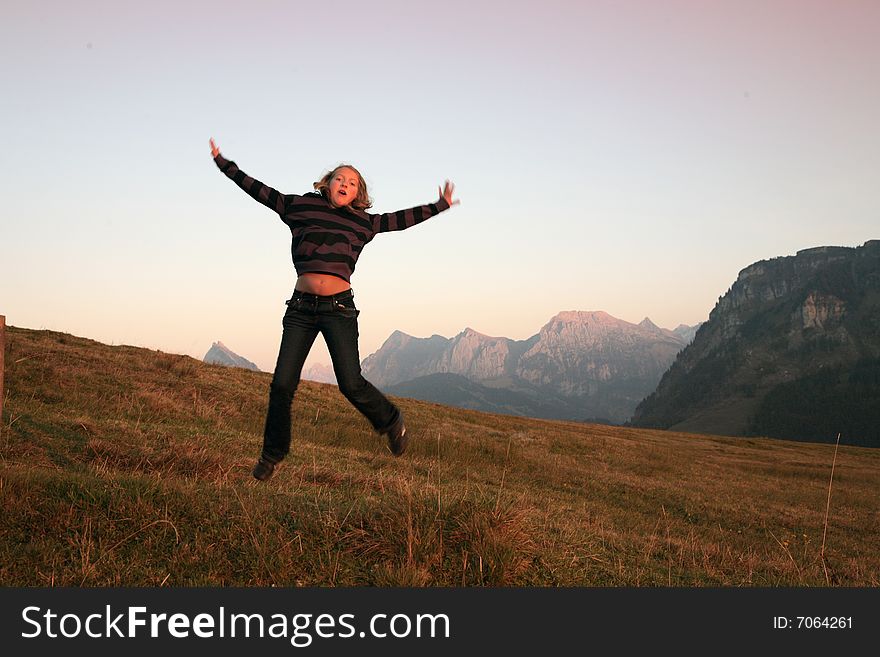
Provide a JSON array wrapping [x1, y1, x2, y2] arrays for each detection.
[[439, 180, 459, 207]]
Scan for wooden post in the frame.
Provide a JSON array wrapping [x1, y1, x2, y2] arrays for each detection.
[[0, 315, 5, 423]]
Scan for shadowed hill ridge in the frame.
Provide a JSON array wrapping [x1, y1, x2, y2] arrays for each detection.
[[2, 326, 878, 586], [632, 241, 880, 445]]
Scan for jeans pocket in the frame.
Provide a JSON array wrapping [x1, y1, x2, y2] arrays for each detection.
[[282, 297, 305, 326], [334, 302, 360, 319]]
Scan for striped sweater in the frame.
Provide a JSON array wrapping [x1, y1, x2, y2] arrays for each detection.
[[214, 155, 450, 282]]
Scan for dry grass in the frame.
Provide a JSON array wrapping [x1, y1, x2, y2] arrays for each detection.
[[1, 325, 879, 587]]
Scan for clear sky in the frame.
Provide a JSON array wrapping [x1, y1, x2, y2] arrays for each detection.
[[2, 0, 878, 373]]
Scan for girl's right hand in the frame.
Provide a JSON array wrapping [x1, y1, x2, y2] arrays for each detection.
[[209, 138, 220, 158]]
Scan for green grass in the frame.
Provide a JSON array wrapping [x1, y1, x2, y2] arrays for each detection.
[[2, 326, 879, 586]]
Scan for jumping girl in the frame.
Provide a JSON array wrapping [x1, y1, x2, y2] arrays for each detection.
[[209, 138, 458, 481]]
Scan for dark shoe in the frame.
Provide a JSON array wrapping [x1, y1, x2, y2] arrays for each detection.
[[386, 415, 409, 457], [252, 458, 276, 481]]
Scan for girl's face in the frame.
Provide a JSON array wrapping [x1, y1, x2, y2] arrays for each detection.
[[328, 167, 360, 207]]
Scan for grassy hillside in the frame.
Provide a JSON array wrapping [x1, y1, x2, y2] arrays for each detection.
[[2, 326, 878, 586]]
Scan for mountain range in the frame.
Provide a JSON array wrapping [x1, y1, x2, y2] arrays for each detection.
[[362, 312, 699, 423], [631, 240, 880, 446], [302, 362, 337, 385]]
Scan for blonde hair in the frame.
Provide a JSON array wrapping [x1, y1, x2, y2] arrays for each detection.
[[314, 164, 373, 210]]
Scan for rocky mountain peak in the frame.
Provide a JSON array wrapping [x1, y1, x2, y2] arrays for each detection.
[[457, 327, 489, 339], [550, 310, 616, 325], [385, 330, 412, 346], [203, 342, 260, 372], [632, 240, 880, 445], [302, 362, 337, 385]]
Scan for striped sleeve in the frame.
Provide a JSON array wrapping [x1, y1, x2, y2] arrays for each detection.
[[214, 154, 286, 215], [368, 197, 450, 234]]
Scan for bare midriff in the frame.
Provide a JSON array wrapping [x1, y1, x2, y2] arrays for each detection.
[[294, 272, 352, 296]]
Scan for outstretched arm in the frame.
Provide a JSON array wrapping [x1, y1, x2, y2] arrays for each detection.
[[369, 180, 459, 233], [209, 138, 286, 216]]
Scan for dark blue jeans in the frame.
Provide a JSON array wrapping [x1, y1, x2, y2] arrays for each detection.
[[261, 289, 400, 463]]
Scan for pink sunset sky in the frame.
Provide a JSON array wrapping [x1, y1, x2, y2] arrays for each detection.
[[2, 0, 878, 372]]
